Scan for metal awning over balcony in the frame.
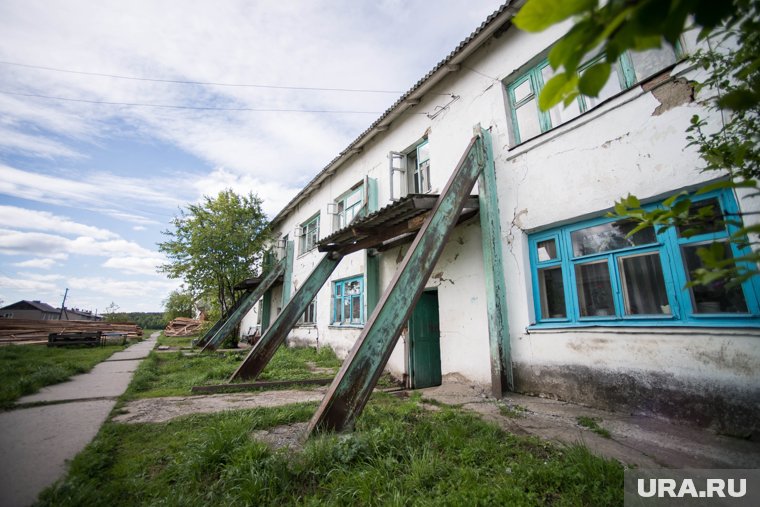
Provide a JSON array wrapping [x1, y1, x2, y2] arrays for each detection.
[[317, 193, 479, 256], [233, 273, 284, 291]]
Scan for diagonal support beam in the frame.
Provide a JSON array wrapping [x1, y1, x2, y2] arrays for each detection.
[[195, 291, 249, 349], [229, 252, 342, 381], [307, 129, 487, 435], [200, 258, 286, 352]]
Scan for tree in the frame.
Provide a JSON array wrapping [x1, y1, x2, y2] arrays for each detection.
[[158, 189, 271, 341], [514, 0, 760, 286], [162, 288, 195, 321], [103, 301, 121, 322]]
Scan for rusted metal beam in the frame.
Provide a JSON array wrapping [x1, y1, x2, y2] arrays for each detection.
[[477, 128, 514, 395], [307, 130, 487, 436], [200, 258, 286, 352], [229, 252, 342, 381]]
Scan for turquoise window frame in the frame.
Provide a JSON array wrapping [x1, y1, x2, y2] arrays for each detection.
[[507, 44, 681, 145], [413, 139, 431, 193], [298, 213, 320, 255], [528, 189, 760, 329], [332, 275, 364, 326]]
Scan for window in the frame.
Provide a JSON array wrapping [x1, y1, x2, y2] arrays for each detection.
[[301, 298, 317, 325], [298, 214, 319, 255], [529, 190, 760, 327], [332, 276, 364, 326], [507, 46, 679, 144], [331, 185, 364, 230], [389, 139, 431, 200]]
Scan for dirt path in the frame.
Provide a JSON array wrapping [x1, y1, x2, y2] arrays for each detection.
[[113, 388, 327, 424]]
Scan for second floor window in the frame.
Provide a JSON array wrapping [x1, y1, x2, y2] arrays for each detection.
[[507, 45, 679, 145], [334, 185, 364, 230], [389, 139, 432, 201], [298, 214, 319, 255]]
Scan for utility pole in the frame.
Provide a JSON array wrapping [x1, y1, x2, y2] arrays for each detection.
[[59, 288, 69, 320]]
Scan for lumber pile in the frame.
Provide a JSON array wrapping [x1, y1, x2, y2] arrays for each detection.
[[164, 317, 204, 337], [0, 319, 142, 345]]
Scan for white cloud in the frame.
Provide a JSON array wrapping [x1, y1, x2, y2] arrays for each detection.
[[66, 276, 179, 298], [0, 205, 118, 239], [102, 255, 163, 276], [0, 275, 59, 292], [132, 225, 147, 231], [0, 126, 84, 159], [12, 258, 58, 269]]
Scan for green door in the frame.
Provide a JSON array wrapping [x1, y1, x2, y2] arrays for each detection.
[[409, 290, 441, 388]]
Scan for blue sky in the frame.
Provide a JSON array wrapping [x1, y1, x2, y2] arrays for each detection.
[[0, 0, 504, 313]]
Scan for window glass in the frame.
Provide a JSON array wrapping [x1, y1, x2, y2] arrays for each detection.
[[571, 220, 656, 257], [541, 65, 581, 125], [682, 243, 748, 313], [575, 261, 615, 317], [584, 62, 625, 109], [630, 46, 677, 82], [513, 79, 533, 102], [618, 252, 670, 315], [537, 239, 558, 261], [333, 277, 364, 325], [414, 141, 431, 193], [538, 266, 566, 318], [677, 198, 724, 237], [514, 100, 542, 141]]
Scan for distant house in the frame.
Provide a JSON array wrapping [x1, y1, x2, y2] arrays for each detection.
[[0, 300, 60, 320], [60, 307, 102, 321], [0, 300, 102, 321]]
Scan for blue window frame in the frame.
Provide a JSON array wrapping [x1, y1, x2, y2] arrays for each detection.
[[507, 45, 680, 145], [332, 276, 364, 326], [333, 185, 364, 230], [529, 190, 760, 328]]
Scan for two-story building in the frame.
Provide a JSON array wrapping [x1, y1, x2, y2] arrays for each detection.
[[239, 2, 760, 436]]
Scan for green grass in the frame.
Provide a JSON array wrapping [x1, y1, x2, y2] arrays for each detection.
[[0, 344, 124, 409], [577, 416, 612, 439], [39, 393, 623, 506], [498, 402, 527, 418], [125, 345, 342, 399], [156, 333, 196, 348]]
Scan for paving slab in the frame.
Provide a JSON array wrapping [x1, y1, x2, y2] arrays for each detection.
[[0, 399, 115, 507], [18, 359, 143, 403]]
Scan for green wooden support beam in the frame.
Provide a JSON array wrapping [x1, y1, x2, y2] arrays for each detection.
[[229, 252, 343, 381], [307, 130, 487, 436], [194, 293, 248, 348], [477, 128, 514, 395], [261, 289, 272, 330], [200, 258, 286, 352]]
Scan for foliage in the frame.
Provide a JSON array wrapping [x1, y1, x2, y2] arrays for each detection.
[[162, 288, 195, 321], [158, 189, 271, 344], [39, 394, 622, 506], [515, 0, 760, 286], [0, 345, 123, 408]]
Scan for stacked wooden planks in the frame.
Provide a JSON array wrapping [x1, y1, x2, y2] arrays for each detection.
[[0, 319, 142, 345], [164, 317, 204, 337]]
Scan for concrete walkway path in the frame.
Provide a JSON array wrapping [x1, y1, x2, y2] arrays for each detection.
[[0, 332, 158, 507]]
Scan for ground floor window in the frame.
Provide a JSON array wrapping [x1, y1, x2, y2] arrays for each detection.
[[528, 189, 760, 327], [332, 276, 363, 326], [300, 298, 317, 325]]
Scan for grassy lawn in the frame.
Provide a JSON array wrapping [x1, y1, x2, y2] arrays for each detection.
[[125, 345, 342, 399], [156, 333, 196, 348], [0, 344, 124, 409], [38, 392, 623, 506]]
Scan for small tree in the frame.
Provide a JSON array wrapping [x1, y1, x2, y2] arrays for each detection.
[[163, 288, 195, 321], [103, 301, 121, 322], [158, 189, 271, 343]]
